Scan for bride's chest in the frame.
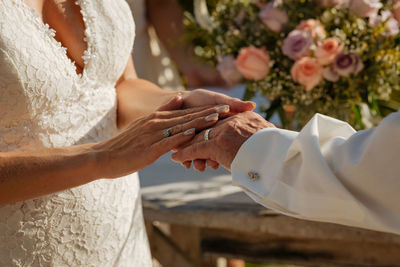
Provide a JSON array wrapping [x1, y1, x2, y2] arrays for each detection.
[[41, 0, 88, 72], [0, 0, 135, 92]]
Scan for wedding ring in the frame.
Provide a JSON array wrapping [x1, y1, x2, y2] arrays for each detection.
[[163, 128, 172, 138], [204, 128, 213, 141]]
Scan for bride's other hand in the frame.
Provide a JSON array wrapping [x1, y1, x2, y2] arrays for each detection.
[[93, 104, 227, 178], [115, 73, 254, 129], [181, 89, 256, 114]]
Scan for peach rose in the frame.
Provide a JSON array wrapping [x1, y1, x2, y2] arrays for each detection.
[[291, 57, 323, 91], [316, 37, 343, 65], [283, 104, 296, 118], [296, 19, 326, 39], [234, 46, 271, 80]]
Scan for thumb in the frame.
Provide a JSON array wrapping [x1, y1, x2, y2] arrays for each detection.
[[158, 93, 184, 111]]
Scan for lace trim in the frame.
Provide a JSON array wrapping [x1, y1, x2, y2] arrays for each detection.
[[11, 0, 97, 81], [76, 0, 97, 68]]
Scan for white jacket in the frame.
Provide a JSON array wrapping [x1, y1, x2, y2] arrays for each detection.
[[232, 111, 400, 234]]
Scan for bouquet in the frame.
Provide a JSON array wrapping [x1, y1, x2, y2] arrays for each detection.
[[184, 0, 400, 129]]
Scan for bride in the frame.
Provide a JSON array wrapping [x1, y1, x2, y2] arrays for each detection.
[[0, 0, 255, 265]]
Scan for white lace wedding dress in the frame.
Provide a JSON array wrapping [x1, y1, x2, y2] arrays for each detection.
[[0, 0, 152, 266]]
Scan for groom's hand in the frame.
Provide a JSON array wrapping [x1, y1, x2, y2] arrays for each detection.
[[171, 111, 275, 171]]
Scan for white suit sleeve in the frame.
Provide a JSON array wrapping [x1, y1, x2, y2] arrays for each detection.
[[231, 111, 400, 234]]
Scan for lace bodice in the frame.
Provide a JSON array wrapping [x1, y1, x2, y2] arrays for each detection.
[[0, 0, 152, 266]]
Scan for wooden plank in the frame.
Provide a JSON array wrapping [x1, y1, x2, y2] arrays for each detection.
[[200, 228, 400, 266], [145, 222, 196, 267], [169, 224, 217, 267], [140, 156, 400, 266], [143, 201, 400, 244]]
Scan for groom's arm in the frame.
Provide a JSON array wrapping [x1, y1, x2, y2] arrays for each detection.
[[172, 110, 400, 235]]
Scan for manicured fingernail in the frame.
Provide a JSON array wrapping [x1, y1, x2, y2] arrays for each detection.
[[205, 113, 219, 122], [247, 101, 256, 108], [216, 105, 230, 113], [184, 128, 195, 135]]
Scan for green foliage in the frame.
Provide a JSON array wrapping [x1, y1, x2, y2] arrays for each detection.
[[184, 0, 400, 129]]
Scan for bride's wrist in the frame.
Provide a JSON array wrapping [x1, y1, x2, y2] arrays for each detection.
[[80, 143, 106, 181]]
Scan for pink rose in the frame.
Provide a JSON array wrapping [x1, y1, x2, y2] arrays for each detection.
[[282, 30, 313, 60], [369, 10, 399, 36], [258, 2, 289, 32], [319, 0, 349, 8], [296, 19, 326, 39], [235, 46, 271, 80], [394, 1, 400, 23], [316, 37, 343, 65], [217, 56, 243, 85], [291, 57, 323, 91], [349, 0, 382, 17], [333, 52, 364, 76]]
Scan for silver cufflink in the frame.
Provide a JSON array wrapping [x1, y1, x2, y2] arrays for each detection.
[[248, 171, 260, 181]]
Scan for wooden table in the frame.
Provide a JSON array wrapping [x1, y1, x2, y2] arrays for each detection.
[[139, 155, 400, 267]]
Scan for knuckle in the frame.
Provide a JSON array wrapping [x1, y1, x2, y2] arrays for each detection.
[[226, 120, 236, 129], [146, 119, 159, 128], [216, 133, 229, 147], [172, 124, 182, 135], [152, 111, 165, 119], [147, 112, 157, 120], [183, 113, 194, 121]]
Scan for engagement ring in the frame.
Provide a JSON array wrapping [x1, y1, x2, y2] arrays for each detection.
[[163, 128, 172, 138], [204, 128, 213, 141]]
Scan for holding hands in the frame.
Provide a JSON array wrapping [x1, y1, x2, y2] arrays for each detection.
[[172, 111, 276, 171], [111, 88, 271, 177], [147, 88, 275, 172], [94, 99, 232, 179]]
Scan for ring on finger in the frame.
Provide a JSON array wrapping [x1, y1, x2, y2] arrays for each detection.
[[204, 128, 213, 141], [163, 128, 172, 138]]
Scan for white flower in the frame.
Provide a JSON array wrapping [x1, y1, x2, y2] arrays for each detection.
[[369, 10, 400, 36]]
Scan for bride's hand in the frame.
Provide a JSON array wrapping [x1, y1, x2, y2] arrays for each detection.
[[180, 89, 256, 114], [92, 104, 228, 178]]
